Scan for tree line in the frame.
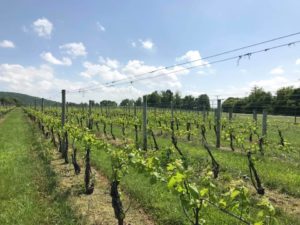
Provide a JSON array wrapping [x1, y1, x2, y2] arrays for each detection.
[[80, 86, 299, 116], [0, 97, 21, 106], [118, 90, 211, 110], [222, 86, 300, 116]]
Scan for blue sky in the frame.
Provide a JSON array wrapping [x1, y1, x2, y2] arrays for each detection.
[[0, 0, 300, 103]]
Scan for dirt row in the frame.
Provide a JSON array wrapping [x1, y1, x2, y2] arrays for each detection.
[[36, 129, 155, 225]]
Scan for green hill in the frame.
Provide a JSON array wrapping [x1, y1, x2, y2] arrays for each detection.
[[0, 92, 59, 106]]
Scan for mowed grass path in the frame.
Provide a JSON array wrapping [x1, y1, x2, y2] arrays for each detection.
[[0, 109, 79, 225]]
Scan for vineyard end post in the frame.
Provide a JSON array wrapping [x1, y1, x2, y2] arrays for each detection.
[[262, 109, 267, 136], [142, 95, 147, 150], [41, 98, 44, 113], [216, 99, 221, 148]]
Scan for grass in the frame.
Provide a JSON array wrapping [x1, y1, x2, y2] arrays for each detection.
[[87, 141, 300, 225], [82, 113, 300, 224], [18, 106, 299, 225], [96, 117, 300, 198], [0, 108, 80, 225]]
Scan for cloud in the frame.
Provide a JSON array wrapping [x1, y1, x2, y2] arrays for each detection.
[[81, 61, 125, 81], [270, 66, 284, 75], [248, 76, 298, 93], [71, 85, 144, 103], [99, 57, 119, 69], [176, 50, 210, 68], [296, 59, 300, 65], [60, 42, 87, 58], [40, 52, 72, 66], [80, 55, 189, 91], [32, 18, 53, 38], [139, 39, 154, 50], [0, 63, 84, 99], [211, 76, 300, 101], [96, 22, 105, 32], [0, 64, 54, 93], [121, 59, 187, 89], [0, 40, 15, 48], [0, 62, 143, 103]]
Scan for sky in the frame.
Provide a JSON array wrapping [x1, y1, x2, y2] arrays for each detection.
[[0, 0, 300, 104]]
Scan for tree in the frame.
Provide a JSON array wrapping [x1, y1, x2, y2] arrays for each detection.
[[0, 97, 21, 106], [173, 92, 182, 109], [147, 91, 161, 107], [222, 97, 240, 112], [119, 99, 134, 107], [290, 88, 300, 116], [135, 97, 142, 106], [161, 90, 173, 108], [100, 100, 117, 107], [195, 94, 210, 111], [273, 87, 294, 115], [182, 95, 195, 110], [245, 86, 272, 113]]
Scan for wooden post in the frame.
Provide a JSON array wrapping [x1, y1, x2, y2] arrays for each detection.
[[294, 107, 297, 124], [41, 98, 44, 113], [253, 109, 257, 122], [171, 101, 174, 122], [142, 95, 147, 150], [61, 90, 66, 127], [262, 109, 267, 136], [229, 108, 233, 121], [216, 99, 221, 148], [88, 100, 93, 129], [61, 89, 68, 163], [202, 106, 206, 122], [89, 100, 92, 115]]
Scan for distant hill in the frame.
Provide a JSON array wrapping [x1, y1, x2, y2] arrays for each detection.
[[0, 92, 59, 106]]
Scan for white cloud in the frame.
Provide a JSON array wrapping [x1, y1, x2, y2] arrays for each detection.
[[80, 55, 189, 91], [122, 60, 187, 89], [71, 85, 144, 103], [177, 50, 210, 68], [296, 59, 300, 65], [211, 76, 300, 101], [0, 63, 85, 99], [270, 66, 284, 75], [40, 52, 72, 66], [248, 76, 298, 93], [81, 61, 125, 81], [96, 22, 106, 32], [176, 50, 211, 76], [99, 57, 119, 69], [139, 39, 154, 50], [32, 18, 53, 38], [0, 63, 143, 103], [60, 42, 87, 58], [0, 40, 15, 48]]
